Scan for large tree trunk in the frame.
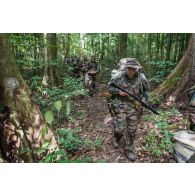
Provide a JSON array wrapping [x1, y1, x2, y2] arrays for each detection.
[[153, 34, 194, 105], [0, 34, 58, 162], [42, 33, 62, 87]]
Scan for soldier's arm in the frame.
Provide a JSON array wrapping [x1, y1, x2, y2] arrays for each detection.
[[107, 77, 121, 95]]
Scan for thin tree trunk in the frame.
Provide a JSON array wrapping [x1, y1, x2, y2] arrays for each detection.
[[155, 34, 160, 60], [65, 33, 70, 58], [34, 33, 41, 66], [148, 33, 152, 61], [100, 33, 104, 61], [107, 33, 110, 61], [160, 33, 165, 60], [80, 33, 85, 59], [91, 34, 94, 55], [165, 34, 172, 61], [119, 33, 127, 59], [42, 33, 62, 87], [173, 34, 179, 62], [177, 34, 185, 61]]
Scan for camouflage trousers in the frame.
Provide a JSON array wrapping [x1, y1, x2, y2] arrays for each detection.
[[189, 94, 195, 132], [84, 73, 96, 94], [110, 102, 139, 151]]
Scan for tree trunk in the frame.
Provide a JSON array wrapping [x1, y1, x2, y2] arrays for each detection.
[[100, 33, 105, 61], [107, 33, 110, 61], [177, 34, 186, 62], [65, 33, 70, 57], [42, 33, 62, 87], [119, 33, 127, 59], [155, 34, 160, 60], [80, 33, 85, 59], [165, 34, 172, 62], [173, 34, 179, 62], [160, 33, 165, 60], [34, 33, 42, 66], [190, 34, 195, 84], [153, 34, 194, 105], [91, 34, 94, 55], [0, 34, 58, 162], [148, 33, 152, 61]]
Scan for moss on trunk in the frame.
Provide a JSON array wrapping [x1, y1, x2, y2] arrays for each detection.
[[152, 35, 193, 104], [0, 34, 58, 162]]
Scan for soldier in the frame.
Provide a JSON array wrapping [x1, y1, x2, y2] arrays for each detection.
[[84, 56, 98, 95], [111, 58, 134, 79], [71, 56, 81, 78], [188, 85, 195, 132], [107, 58, 149, 161], [80, 57, 88, 78], [64, 56, 82, 78]]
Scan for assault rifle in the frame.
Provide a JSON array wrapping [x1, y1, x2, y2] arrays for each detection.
[[110, 82, 159, 115]]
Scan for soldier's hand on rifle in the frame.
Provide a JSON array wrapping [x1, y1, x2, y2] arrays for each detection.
[[119, 90, 128, 96]]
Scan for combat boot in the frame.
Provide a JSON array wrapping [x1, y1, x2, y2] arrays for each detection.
[[125, 149, 135, 161], [111, 137, 120, 149], [190, 124, 195, 132], [125, 135, 136, 161]]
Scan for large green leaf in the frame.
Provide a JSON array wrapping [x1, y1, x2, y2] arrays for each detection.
[[45, 111, 54, 125], [54, 100, 62, 112]]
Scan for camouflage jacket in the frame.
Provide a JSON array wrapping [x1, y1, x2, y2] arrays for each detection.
[[87, 62, 98, 72], [107, 71, 149, 103]]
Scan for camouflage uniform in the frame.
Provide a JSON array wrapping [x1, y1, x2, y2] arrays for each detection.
[[84, 56, 98, 95], [72, 56, 81, 78], [64, 56, 83, 78], [188, 85, 195, 132], [107, 58, 149, 160]]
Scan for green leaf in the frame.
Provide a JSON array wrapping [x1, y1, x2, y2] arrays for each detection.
[[54, 100, 62, 112], [42, 141, 50, 149], [66, 101, 71, 116], [45, 111, 54, 125]]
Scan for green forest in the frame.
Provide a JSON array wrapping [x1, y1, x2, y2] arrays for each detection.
[[0, 33, 195, 163]]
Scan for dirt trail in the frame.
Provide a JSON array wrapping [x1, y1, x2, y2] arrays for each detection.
[[66, 83, 176, 163]]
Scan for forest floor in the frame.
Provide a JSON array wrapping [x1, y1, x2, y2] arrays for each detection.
[[61, 83, 189, 163]]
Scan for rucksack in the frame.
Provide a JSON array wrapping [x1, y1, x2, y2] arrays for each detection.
[[174, 130, 195, 163]]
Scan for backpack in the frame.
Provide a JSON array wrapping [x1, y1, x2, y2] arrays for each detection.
[[174, 130, 195, 163]]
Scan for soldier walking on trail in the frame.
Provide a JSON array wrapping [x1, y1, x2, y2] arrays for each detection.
[[188, 85, 195, 132], [84, 56, 98, 95], [107, 58, 149, 161]]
